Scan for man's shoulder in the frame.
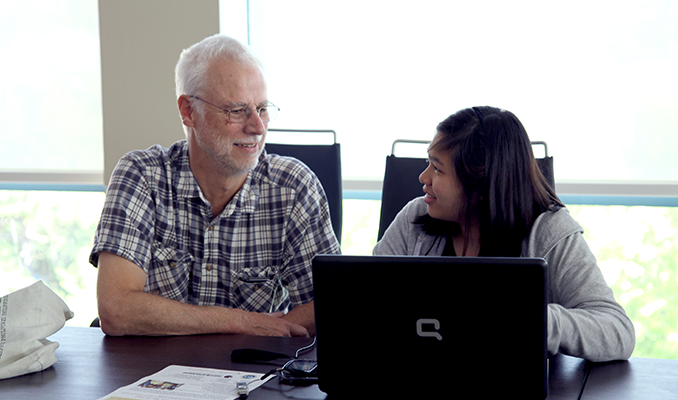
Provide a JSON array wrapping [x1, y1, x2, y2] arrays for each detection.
[[121, 140, 188, 168], [255, 152, 317, 190], [110, 140, 191, 193]]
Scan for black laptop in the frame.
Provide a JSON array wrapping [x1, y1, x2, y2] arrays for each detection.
[[312, 255, 548, 399]]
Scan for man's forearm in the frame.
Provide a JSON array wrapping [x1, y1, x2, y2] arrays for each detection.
[[99, 290, 310, 337], [96, 251, 308, 337], [98, 289, 243, 336]]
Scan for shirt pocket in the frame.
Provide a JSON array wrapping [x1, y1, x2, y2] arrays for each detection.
[[234, 265, 289, 313], [146, 242, 195, 302]]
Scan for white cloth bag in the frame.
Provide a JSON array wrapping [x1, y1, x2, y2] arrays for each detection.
[[0, 280, 74, 379]]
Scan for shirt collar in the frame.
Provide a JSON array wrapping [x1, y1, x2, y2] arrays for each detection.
[[177, 142, 264, 216], [235, 152, 265, 214], [175, 140, 203, 199], [221, 169, 259, 217]]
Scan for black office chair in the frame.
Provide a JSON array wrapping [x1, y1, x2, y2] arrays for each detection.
[[376, 140, 555, 241], [376, 140, 429, 241], [531, 141, 555, 191], [266, 129, 343, 243]]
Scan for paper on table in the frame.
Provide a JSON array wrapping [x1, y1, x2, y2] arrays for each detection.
[[96, 365, 274, 400]]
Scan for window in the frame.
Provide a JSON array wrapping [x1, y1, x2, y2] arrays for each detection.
[[0, 0, 103, 326], [0, 0, 103, 187], [0, 190, 103, 328], [568, 205, 678, 359], [246, 0, 678, 201]]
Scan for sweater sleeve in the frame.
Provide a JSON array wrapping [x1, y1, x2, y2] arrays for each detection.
[[527, 209, 636, 362]]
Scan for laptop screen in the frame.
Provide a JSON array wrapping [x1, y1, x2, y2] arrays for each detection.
[[312, 255, 547, 398]]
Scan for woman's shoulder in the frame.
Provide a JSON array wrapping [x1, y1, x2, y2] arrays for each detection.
[[536, 207, 582, 232], [402, 196, 428, 218], [381, 196, 428, 235], [524, 207, 584, 256]]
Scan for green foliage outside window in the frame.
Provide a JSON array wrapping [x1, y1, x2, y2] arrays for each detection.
[[568, 205, 678, 359], [0, 191, 102, 327], [1, 193, 677, 359]]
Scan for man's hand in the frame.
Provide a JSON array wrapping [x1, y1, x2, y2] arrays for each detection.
[[238, 311, 309, 337], [278, 302, 316, 337]]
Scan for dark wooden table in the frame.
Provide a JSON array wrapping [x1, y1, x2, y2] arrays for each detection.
[[0, 327, 593, 399], [581, 357, 678, 400], [0, 327, 324, 399]]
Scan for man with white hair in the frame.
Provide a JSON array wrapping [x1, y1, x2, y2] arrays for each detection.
[[90, 34, 339, 337]]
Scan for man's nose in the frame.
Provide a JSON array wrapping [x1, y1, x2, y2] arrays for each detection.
[[245, 110, 266, 135]]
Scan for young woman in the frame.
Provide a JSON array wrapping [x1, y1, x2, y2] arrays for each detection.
[[373, 106, 635, 362]]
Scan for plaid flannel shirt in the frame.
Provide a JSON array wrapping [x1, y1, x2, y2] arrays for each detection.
[[90, 140, 340, 313]]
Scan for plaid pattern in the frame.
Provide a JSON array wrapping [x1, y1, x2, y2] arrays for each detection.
[[90, 140, 340, 313]]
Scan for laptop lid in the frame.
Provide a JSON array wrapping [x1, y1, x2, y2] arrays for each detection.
[[312, 255, 547, 398]]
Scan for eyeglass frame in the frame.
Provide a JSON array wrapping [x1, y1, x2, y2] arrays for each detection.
[[187, 95, 280, 123]]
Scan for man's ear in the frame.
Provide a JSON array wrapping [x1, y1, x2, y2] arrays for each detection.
[[177, 95, 196, 127]]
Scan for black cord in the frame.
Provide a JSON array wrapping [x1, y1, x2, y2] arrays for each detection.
[[260, 337, 317, 381], [260, 368, 280, 381], [294, 336, 317, 358]]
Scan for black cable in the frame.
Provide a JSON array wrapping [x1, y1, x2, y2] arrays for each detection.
[[259, 337, 318, 381], [294, 336, 317, 358]]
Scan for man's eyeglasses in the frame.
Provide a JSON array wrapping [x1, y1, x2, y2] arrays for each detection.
[[188, 95, 279, 123]]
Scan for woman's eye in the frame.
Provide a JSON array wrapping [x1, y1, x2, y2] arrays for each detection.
[[426, 159, 441, 173]]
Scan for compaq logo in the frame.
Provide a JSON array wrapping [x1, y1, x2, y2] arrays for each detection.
[[416, 318, 442, 341]]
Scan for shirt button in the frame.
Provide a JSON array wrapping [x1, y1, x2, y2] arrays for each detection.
[[169, 262, 176, 269], [205, 264, 213, 271]]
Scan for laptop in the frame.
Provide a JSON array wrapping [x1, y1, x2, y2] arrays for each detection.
[[312, 255, 548, 399]]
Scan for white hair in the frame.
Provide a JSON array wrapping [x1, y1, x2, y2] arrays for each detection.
[[174, 34, 263, 99]]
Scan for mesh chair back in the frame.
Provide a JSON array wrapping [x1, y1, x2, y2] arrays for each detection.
[[266, 130, 343, 243], [532, 141, 555, 191], [377, 140, 430, 241], [377, 155, 428, 240]]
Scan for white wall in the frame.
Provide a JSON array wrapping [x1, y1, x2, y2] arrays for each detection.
[[98, 0, 219, 184]]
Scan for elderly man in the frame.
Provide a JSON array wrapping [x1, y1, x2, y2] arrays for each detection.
[[90, 34, 340, 337]]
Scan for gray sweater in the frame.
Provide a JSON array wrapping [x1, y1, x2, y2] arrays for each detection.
[[373, 197, 636, 362]]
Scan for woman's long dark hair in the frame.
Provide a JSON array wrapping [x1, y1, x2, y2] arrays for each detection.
[[420, 106, 563, 257]]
